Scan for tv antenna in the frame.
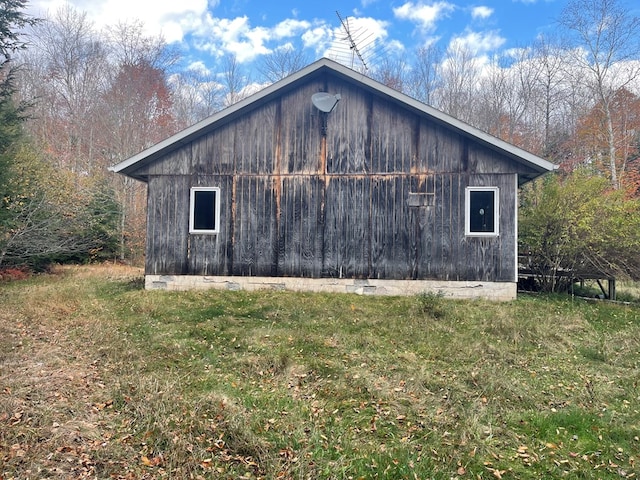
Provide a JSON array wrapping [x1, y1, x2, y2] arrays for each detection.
[[336, 11, 369, 71]]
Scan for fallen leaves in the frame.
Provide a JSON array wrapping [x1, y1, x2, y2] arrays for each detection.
[[486, 466, 508, 479], [515, 444, 538, 466], [141, 454, 164, 467], [8, 410, 23, 425], [8, 443, 27, 459], [92, 399, 114, 412]]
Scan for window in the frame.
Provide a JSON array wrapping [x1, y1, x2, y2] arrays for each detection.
[[465, 187, 499, 236], [190, 187, 220, 234]]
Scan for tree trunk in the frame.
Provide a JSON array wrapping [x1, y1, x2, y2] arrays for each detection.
[[605, 105, 619, 189], [119, 190, 127, 261]]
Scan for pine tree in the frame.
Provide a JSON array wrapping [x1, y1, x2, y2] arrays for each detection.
[[0, 0, 38, 261]]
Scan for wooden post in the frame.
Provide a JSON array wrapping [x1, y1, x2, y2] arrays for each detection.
[[608, 278, 616, 301]]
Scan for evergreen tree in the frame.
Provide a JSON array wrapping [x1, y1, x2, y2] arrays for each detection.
[[0, 1, 38, 248], [0, 0, 37, 145], [0, 2, 50, 267]]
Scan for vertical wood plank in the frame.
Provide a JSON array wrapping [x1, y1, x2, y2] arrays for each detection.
[[323, 176, 370, 278], [327, 84, 370, 174], [146, 176, 189, 275]]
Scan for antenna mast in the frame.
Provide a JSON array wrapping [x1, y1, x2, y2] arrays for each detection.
[[336, 11, 368, 71]]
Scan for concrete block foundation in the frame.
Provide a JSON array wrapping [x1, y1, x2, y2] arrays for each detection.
[[145, 275, 517, 301]]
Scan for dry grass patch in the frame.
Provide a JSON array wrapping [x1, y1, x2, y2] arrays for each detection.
[[1, 266, 639, 479]]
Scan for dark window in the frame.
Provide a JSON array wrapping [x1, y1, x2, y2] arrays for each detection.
[[466, 187, 498, 236], [190, 187, 220, 233]]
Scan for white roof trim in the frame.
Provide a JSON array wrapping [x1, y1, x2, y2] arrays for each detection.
[[109, 57, 557, 179]]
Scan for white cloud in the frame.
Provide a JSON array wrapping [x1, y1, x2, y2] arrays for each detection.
[[189, 15, 321, 63], [301, 25, 335, 53], [22, 0, 409, 70], [449, 29, 505, 55], [272, 18, 311, 39], [393, 1, 455, 32], [472, 6, 493, 20], [191, 16, 268, 63], [29, 0, 210, 43], [186, 60, 210, 75]]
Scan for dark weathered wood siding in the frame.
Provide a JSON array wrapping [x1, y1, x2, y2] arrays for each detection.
[[137, 74, 527, 282]]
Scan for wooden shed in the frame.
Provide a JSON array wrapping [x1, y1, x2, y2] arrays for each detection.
[[110, 58, 556, 300]]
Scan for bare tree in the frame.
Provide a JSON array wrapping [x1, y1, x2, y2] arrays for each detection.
[[257, 44, 308, 84], [509, 49, 543, 147], [104, 20, 179, 71], [18, 9, 182, 262], [476, 55, 509, 137], [370, 56, 409, 92], [558, 0, 640, 188], [99, 58, 177, 261], [26, 5, 108, 174], [170, 69, 224, 127], [221, 53, 250, 106], [528, 36, 576, 157], [96, 21, 180, 261], [436, 42, 480, 123], [406, 43, 442, 105], [481, 48, 542, 150]]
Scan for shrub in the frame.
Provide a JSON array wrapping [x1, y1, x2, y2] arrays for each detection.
[[416, 290, 446, 318], [519, 170, 640, 292]]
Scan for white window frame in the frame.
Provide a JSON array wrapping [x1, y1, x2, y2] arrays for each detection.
[[189, 187, 221, 234], [465, 186, 499, 237]]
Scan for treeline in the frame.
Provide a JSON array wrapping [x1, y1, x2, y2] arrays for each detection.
[[2, 0, 640, 286]]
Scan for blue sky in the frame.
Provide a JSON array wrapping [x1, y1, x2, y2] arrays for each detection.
[[27, 0, 569, 76]]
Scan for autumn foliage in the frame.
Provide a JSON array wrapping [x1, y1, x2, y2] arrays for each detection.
[[519, 169, 640, 290], [563, 88, 640, 190]]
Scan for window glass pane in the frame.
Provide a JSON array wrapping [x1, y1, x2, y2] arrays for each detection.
[[469, 190, 495, 233], [193, 190, 216, 230]]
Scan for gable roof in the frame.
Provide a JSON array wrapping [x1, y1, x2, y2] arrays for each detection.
[[109, 57, 557, 184]]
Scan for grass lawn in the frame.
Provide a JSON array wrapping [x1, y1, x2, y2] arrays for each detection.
[[1, 264, 639, 479]]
